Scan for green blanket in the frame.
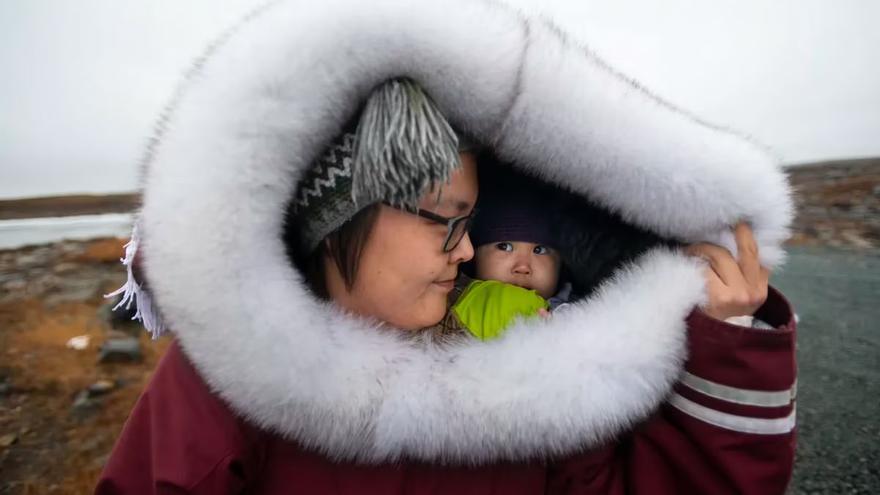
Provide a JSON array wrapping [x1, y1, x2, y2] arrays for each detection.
[[451, 279, 549, 341]]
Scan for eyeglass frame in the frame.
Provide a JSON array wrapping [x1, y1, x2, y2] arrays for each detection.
[[382, 201, 477, 252]]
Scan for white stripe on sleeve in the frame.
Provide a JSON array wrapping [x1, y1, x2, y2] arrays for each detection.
[[681, 372, 796, 407], [669, 393, 796, 435]]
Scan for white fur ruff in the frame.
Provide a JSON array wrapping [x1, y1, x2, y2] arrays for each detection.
[[135, 0, 793, 463]]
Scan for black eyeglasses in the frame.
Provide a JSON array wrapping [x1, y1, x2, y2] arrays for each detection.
[[383, 201, 477, 252]]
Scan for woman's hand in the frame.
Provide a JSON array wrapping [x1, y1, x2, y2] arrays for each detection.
[[685, 222, 770, 321]]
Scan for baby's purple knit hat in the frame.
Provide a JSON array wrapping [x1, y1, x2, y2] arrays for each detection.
[[470, 159, 560, 249]]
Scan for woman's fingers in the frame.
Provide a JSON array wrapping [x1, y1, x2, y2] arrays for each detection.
[[685, 222, 771, 320], [733, 222, 769, 307], [734, 222, 761, 287], [699, 266, 739, 320], [686, 242, 744, 286], [758, 265, 770, 303]]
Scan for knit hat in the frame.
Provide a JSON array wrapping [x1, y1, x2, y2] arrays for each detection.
[[290, 78, 467, 255], [470, 159, 560, 249]]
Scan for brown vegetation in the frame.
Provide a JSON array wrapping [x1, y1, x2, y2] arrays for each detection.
[[786, 157, 880, 250], [0, 239, 169, 494]]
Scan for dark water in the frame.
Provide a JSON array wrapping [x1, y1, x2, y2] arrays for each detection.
[[773, 247, 880, 494]]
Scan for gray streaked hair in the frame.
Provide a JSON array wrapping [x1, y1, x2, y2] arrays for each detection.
[[351, 78, 462, 209]]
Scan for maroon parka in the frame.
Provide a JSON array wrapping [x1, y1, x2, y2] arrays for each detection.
[[96, 288, 796, 494]]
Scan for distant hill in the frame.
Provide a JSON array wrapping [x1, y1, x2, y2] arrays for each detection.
[[785, 157, 879, 250], [0, 193, 139, 221]]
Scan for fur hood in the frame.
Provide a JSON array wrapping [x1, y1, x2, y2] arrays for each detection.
[[133, 0, 793, 464]]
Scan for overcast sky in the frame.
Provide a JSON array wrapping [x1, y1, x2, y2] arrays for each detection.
[[2, 0, 878, 199]]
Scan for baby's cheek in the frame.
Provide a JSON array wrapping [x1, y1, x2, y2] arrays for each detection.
[[477, 258, 509, 282], [473, 253, 493, 279]]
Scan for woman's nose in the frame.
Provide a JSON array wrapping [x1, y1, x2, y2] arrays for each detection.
[[449, 231, 475, 264]]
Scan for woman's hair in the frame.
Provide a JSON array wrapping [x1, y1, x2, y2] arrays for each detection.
[[287, 203, 381, 299]]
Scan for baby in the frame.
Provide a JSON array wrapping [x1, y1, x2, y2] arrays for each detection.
[[450, 162, 572, 340]]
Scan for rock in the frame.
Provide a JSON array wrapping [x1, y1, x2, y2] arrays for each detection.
[[2, 279, 26, 293], [44, 278, 101, 305], [14, 252, 42, 268], [87, 379, 116, 397], [0, 379, 10, 397], [72, 390, 91, 409], [52, 262, 80, 274], [72, 389, 103, 418], [97, 338, 142, 363], [841, 231, 874, 249], [66, 335, 91, 351], [0, 433, 17, 448], [101, 296, 140, 328]]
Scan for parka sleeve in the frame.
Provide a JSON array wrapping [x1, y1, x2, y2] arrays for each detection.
[[95, 342, 256, 495], [547, 286, 797, 495]]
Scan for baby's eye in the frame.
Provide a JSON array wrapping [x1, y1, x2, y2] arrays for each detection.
[[495, 242, 513, 252], [533, 245, 549, 255]]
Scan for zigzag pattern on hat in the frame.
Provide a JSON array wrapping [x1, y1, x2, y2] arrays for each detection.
[[293, 133, 355, 212]]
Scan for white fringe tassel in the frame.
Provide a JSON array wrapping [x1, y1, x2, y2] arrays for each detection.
[[104, 224, 167, 339]]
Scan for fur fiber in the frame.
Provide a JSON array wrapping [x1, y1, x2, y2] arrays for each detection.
[[137, 0, 793, 463]]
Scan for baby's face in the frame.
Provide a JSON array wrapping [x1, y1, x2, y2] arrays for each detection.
[[474, 241, 561, 299]]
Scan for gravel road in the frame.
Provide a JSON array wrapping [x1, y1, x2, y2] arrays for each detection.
[[773, 247, 880, 494]]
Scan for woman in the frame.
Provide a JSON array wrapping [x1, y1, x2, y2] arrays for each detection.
[[97, 1, 796, 493]]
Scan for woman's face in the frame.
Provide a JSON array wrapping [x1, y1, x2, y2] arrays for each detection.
[[325, 153, 479, 330]]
